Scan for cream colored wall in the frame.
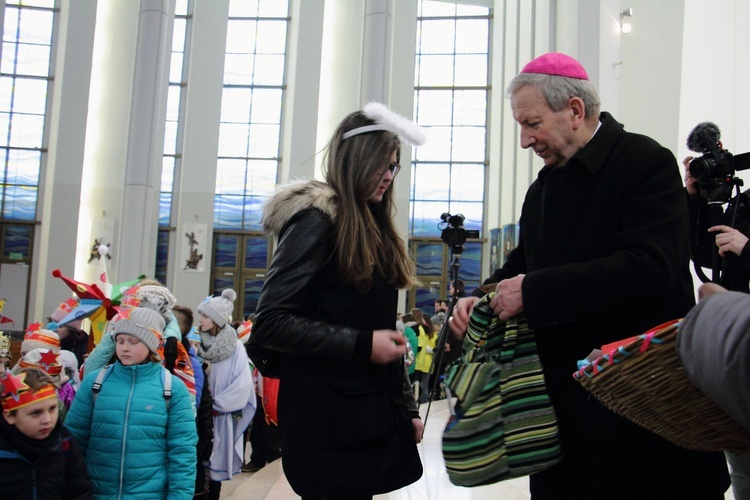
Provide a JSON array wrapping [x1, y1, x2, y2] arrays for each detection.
[[25, 0, 750, 323]]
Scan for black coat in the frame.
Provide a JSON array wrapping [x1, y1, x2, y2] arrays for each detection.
[[0, 418, 93, 499], [250, 180, 422, 498], [688, 189, 750, 292], [483, 113, 729, 498]]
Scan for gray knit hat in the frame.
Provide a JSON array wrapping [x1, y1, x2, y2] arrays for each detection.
[[197, 289, 236, 328], [111, 307, 165, 353], [134, 285, 176, 324]]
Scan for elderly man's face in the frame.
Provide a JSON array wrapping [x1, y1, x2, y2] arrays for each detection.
[[511, 85, 579, 168]]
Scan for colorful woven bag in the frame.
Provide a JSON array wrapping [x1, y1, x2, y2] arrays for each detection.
[[442, 292, 562, 486]]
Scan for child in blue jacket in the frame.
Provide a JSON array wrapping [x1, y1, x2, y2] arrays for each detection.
[[1, 367, 93, 499], [65, 306, 197, 499]]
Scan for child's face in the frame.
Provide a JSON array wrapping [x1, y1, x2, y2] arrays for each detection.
[[115, 333, 151, 365], [199, 312, 216, 333], [3, 397, 59, 439]]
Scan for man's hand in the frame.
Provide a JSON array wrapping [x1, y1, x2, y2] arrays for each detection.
[[709, 225, 749, 257], [698, 282, 726, 301], [683, 156, 700, 197], [370, 330, 407, 365], [412, 417, 424, 443], [448, 296, 480, 338], [490, 274, 525, 320]]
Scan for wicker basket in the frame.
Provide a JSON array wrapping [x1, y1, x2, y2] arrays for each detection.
[[573, 319, 750, 455]]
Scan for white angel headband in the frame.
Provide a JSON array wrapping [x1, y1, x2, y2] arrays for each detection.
[[342, 102, 426, 146]]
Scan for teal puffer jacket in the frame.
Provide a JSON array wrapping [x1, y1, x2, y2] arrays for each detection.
[[65, 360, 197, 499]]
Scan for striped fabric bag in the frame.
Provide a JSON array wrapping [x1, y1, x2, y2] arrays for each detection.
[[442, 292, 562, 486]]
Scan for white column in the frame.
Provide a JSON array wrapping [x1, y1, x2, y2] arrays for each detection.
[[118, 0, 175, 281]]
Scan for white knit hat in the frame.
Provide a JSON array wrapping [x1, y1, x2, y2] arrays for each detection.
[[21, 325, 60, 355], [111, 307, 165, 353], [197, 289, 236, 328]]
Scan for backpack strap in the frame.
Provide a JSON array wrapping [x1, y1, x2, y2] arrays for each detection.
[[91, 364, 115, 405], [161, 367, 172, 404], [92, 364, 172, 409]]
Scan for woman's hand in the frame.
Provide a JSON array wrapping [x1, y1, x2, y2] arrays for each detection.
[[370, 330, 407, 365], [448, 296, 480, 338]]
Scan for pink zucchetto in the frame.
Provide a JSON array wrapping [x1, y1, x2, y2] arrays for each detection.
[[521, 52, 589, 80]]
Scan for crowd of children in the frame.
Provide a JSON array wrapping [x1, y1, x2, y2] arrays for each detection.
[[0, 278, 277, 500]]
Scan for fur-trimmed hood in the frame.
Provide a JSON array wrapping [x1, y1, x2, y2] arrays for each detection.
[[262, 178, 339, 237]]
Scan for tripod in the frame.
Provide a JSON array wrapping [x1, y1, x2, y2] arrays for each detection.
[[421, 243, 463, 425]]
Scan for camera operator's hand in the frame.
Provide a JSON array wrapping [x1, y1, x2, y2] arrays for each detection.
[[448, 296, 480, 338], [709, 225, 749, 257], [682, 156, 700, 197], [370, 329, 407, 365], [490, 274, 525, 320]]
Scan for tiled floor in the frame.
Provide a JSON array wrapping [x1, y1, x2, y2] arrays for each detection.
[[220, 399, 528, 499], [221, 399, 736, 499]]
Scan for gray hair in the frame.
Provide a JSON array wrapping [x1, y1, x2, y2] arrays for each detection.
[[506, 73, 601, 118]]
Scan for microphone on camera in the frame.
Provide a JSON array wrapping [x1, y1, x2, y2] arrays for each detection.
[[686, 122, 721, 153]]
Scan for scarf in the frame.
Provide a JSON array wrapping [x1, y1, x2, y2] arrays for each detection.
[[200, 325, 237, 364], [0, 415, 63, 461]]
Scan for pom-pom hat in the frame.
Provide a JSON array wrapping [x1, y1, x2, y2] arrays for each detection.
[[197, 289, 237, 328], [21, 323, 60, 354], [111, 307, 165, 354], [521, 52, 589, 80]]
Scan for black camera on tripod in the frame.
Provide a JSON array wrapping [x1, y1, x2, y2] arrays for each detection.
[[687, 122, 750, 204], [438, 213, 480, 254], [439, 213, 467, 247]]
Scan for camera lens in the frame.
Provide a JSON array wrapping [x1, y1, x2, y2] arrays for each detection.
[[689, 156, 712, 181]]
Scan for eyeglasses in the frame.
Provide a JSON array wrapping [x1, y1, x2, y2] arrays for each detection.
[[375, 161, 401, 179]]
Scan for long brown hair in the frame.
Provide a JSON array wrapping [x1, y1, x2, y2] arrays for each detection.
[[323, 110, 419, 293]]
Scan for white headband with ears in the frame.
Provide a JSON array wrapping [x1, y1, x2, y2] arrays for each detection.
[[342, 102, 426, 146]]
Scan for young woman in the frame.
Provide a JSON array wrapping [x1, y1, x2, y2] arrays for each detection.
[[248, 103, 425, 499]]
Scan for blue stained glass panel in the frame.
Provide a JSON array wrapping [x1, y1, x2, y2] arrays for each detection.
[[3, 224, 31, 257], [7, 148, 41, 185], [243, 278, 265, 317], [213, 235, 238, 268], [159, 192, 172, 226], [243, 196, 264, 231], [212, 277, 235, 297], [411, 200, 449, 237], [3, 185, 36, 220], [415, 242, 443, 275], [414, 287, 439, 314], [245, 237, 268, 269], [155, 230, 169, 285], [458, 241, 481, 282], [214, 195, 244, 229]]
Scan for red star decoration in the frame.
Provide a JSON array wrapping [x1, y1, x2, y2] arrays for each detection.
[[25, 322, 42, 335], [116, 308, 134, 321], [1, 371, 29, 399], [38, 350, 60, 368]]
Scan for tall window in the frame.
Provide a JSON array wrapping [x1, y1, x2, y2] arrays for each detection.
[[0, 0, 57, 264], [410, 0, 491, 310], [211, 0, 289, 317], [156, 0, 192, 284]]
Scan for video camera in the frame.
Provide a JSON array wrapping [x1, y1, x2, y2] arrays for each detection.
[[687, 122, 750, 204], [439, 213, 480, 250]]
